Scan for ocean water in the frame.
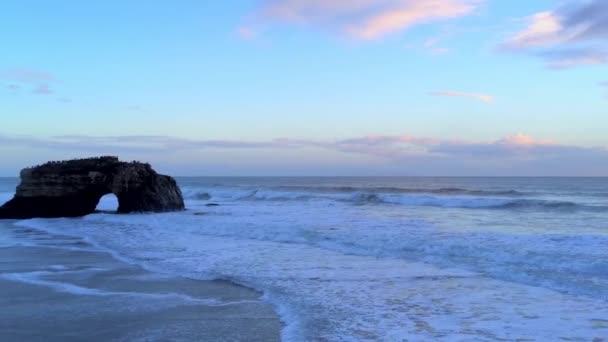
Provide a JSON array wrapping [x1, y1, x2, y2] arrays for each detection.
[[2, 177, 608, 341]]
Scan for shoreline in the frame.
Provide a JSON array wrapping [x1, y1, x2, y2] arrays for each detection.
[[0, 222, 282, 342]]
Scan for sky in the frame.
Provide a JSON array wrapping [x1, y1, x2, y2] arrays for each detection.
[[1, 0, 607, 176]]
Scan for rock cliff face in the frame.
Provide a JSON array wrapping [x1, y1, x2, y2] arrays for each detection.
[[0, 156, 185, 219]]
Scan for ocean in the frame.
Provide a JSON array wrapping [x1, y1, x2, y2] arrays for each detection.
[[1, 177, 608, 341]]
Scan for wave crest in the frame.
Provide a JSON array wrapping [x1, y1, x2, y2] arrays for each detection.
[[194, 192, 212, 200], [346, 193, 602, 211], [272, 185, 525, 197], [235, 190, 603, 212]]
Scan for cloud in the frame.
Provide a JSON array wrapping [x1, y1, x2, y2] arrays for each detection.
[[497, 133, 554, 146], [347, 0, 479, 40], [254, 0, 482, 40], [0, 67, 56, 95], [37, 135, 293, 152], [32, 84, 52, 95], [430, 136, 607, 164], [504, 12, 568, 49], [431, 91, 495, 103], [541, 48, 608, 69], [502, 0, 608, 69], [1, 132, 607, 175], [0, 67, 54, 83], [0, 133, 558, 156], [238, 26, 258, 40], [406, 34, 451, 55], [337, 135, 440, 147], [6, 84, 20, 91]]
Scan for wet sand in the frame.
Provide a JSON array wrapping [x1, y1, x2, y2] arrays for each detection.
[[0, 224, 282, 342]]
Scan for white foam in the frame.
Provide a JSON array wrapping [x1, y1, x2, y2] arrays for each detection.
[[17, 213, 608, 341], [0, 270, 220, 305], [11, 179, 608, 341]]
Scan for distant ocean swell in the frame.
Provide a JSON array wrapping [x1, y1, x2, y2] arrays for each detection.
[[183, 188, 607, 212], [269, 185, 526, 197], [189, 185, 527, 197]]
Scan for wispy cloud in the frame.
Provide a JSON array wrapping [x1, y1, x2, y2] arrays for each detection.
[[504, 12, 567, 49], [253, 0, 482, 40], [0, 132, 599, 159], [542, 49, 608, 69], [497, 133, 554, 146], [348, 0, 480, 40], [0, 67, 56, 95], [431, 91, 495, 103], [409, 34, 450, 55], [1, 132, 607, 175], [502, 0, 608, 69], [238, 26, 258, 40], [0, 67, 54, 83], [430, 136, 607, 165], [32, 84, 52, 95]]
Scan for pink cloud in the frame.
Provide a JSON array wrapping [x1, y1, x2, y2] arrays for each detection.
[[505, 12, 568, 49], [256, 0, 481, 39], [0, 132, 575, 157], [337, 135, 440, 147], [431, 91, 495, 103], [498, 134, 554, 146], [238, 26, 258, 40], [502, 1, 608, 69], [8, 132, 565, 161], [349, 0, 478, 40], [2, 132, 608, 175]]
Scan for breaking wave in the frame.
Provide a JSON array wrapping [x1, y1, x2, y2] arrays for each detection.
[[238, 190, 315, 202], [232, 189, 606, 212], [180, 189, 213, 200], [193, 192, 212, 200], [346, 193, 607, 211], [347, 194, 600, 211]]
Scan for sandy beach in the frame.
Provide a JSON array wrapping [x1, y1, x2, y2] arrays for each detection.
[[0, 222, 281, 342]]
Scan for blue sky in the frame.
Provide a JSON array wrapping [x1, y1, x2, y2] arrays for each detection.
[[1, 0, 607, 176]]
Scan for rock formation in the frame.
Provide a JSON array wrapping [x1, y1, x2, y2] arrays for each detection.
[[0, 156, 185, 219]]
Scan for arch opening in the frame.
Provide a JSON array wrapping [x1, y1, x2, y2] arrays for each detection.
[[95, 193, 119, 213]]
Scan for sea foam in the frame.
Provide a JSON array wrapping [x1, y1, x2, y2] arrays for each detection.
[[8, 177, 608, 341]]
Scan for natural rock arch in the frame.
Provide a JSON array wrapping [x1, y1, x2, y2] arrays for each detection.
[[0, 156, 185, 219]]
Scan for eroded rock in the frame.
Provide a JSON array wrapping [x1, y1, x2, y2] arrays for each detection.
[[0, 156, 185, 219]]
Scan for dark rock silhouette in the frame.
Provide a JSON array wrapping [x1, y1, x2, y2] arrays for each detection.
[[0, 156, 185, 219]]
